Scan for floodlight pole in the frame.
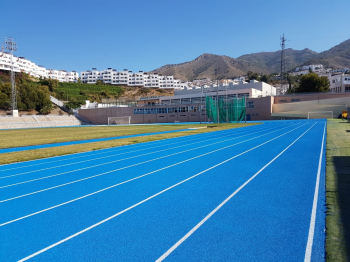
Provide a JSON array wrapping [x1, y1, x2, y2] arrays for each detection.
[[5, 37, 18, 117]]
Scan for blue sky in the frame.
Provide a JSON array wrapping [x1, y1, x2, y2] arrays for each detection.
[[1, 0, 349, 73]]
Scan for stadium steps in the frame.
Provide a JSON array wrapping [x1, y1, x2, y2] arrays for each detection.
[[0, 115, 82, 129]]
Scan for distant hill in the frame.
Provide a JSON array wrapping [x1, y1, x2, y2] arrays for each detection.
[[151, 53, 269, 81], [151, 39, 350, 81], [236, 48, 317, 73], [302, 39, 350, 68]]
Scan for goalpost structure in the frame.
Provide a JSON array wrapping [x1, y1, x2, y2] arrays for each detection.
[[307, 111, 333, 119], [108, 116, 131, 126]]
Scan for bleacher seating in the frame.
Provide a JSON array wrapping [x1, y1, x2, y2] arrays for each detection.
[[0, 115, 83, 129]]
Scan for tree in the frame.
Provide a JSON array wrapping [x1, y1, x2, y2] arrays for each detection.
[[295, 73, 330, 93], [260, 75, 270, 83], [39, 78, 59, 92], [0, 75, 52, 113], [246, 71, 260, 81], [95, 79, 105, 85]]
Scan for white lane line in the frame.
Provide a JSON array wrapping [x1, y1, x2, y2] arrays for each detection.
[[304, 122, 326, 262], [0, 123, 309, 226], [156, 122, 316, 262], [0, 124, 261, 172], [16, 122, 308, 262], [0, 123, 299, 188], [0, 124, 276, 176]]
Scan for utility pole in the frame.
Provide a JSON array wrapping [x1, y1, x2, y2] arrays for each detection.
[[280, 34, 286, 90], [5, 37, 18, 117]]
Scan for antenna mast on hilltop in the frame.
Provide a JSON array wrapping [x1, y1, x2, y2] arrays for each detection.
[[280, 33, 287, 89], [4, 37, 18, 117]]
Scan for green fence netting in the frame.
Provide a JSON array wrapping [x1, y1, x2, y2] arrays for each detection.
[[205, 96, 246, 123]]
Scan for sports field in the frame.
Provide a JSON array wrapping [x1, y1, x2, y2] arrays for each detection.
[[0, 120, 326, 261]]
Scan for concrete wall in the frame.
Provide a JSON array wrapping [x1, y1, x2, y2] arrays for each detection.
[[246, 96, 273, 121], [274, 93, 350, 104], [272, 96, 350, 118]]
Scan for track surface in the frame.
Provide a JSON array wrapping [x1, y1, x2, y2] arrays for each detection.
[[0, 120, 326, 261]]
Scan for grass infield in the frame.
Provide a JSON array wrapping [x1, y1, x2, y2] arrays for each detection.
[[0, 123, 259, 165], [326, 119, 350, 261]]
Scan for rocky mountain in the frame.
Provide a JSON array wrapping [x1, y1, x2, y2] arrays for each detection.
[[302, 39, 350, 68], [236, 48, 317, 73], [150, 39, 350, 81], [151, 53, 270, 81]]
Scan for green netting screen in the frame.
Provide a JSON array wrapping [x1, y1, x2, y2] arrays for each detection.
[[205, 96, 246, 123]]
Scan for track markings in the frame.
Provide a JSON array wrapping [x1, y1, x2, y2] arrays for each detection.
[[17, 122, 311, 262], [304, 122, 326, 262], [156, 123, 316, 261]]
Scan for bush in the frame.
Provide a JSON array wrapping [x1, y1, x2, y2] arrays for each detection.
[[65, 101, 83, 110], [40, 104, 53, 115], [0, 75, 52, 113]]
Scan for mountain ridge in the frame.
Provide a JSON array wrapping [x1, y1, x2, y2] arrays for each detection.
[[150, 39, 350, 81]]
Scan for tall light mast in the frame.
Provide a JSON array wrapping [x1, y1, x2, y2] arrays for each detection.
[[280, 34, 286, 90], [5, 37, 18, 117]]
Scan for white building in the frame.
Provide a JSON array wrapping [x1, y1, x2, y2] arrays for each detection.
[[0, 51, 78, 82], [80, 68, 187, 89], [165, 79, 277, 104], [302, 64, 323, 71], [328, 73, 350, 93]]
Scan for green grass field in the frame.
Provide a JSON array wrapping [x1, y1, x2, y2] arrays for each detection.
[[326, 119, 350, 261], [0, 123, 259, 164]]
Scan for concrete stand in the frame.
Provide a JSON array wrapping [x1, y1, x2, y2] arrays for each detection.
[[11, 110, 19, 117]]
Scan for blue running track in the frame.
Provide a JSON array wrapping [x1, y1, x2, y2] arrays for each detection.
[[0, 120, 326, 261]]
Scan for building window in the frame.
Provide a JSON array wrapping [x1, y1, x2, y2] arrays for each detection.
[[247, 101, 254, 108], [179, 107, 188, 112], [291, 99, 300, 102]]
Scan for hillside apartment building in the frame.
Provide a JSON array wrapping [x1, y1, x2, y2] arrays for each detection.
[[80, 68, 188, 89], [0, 51, 79, 82]]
